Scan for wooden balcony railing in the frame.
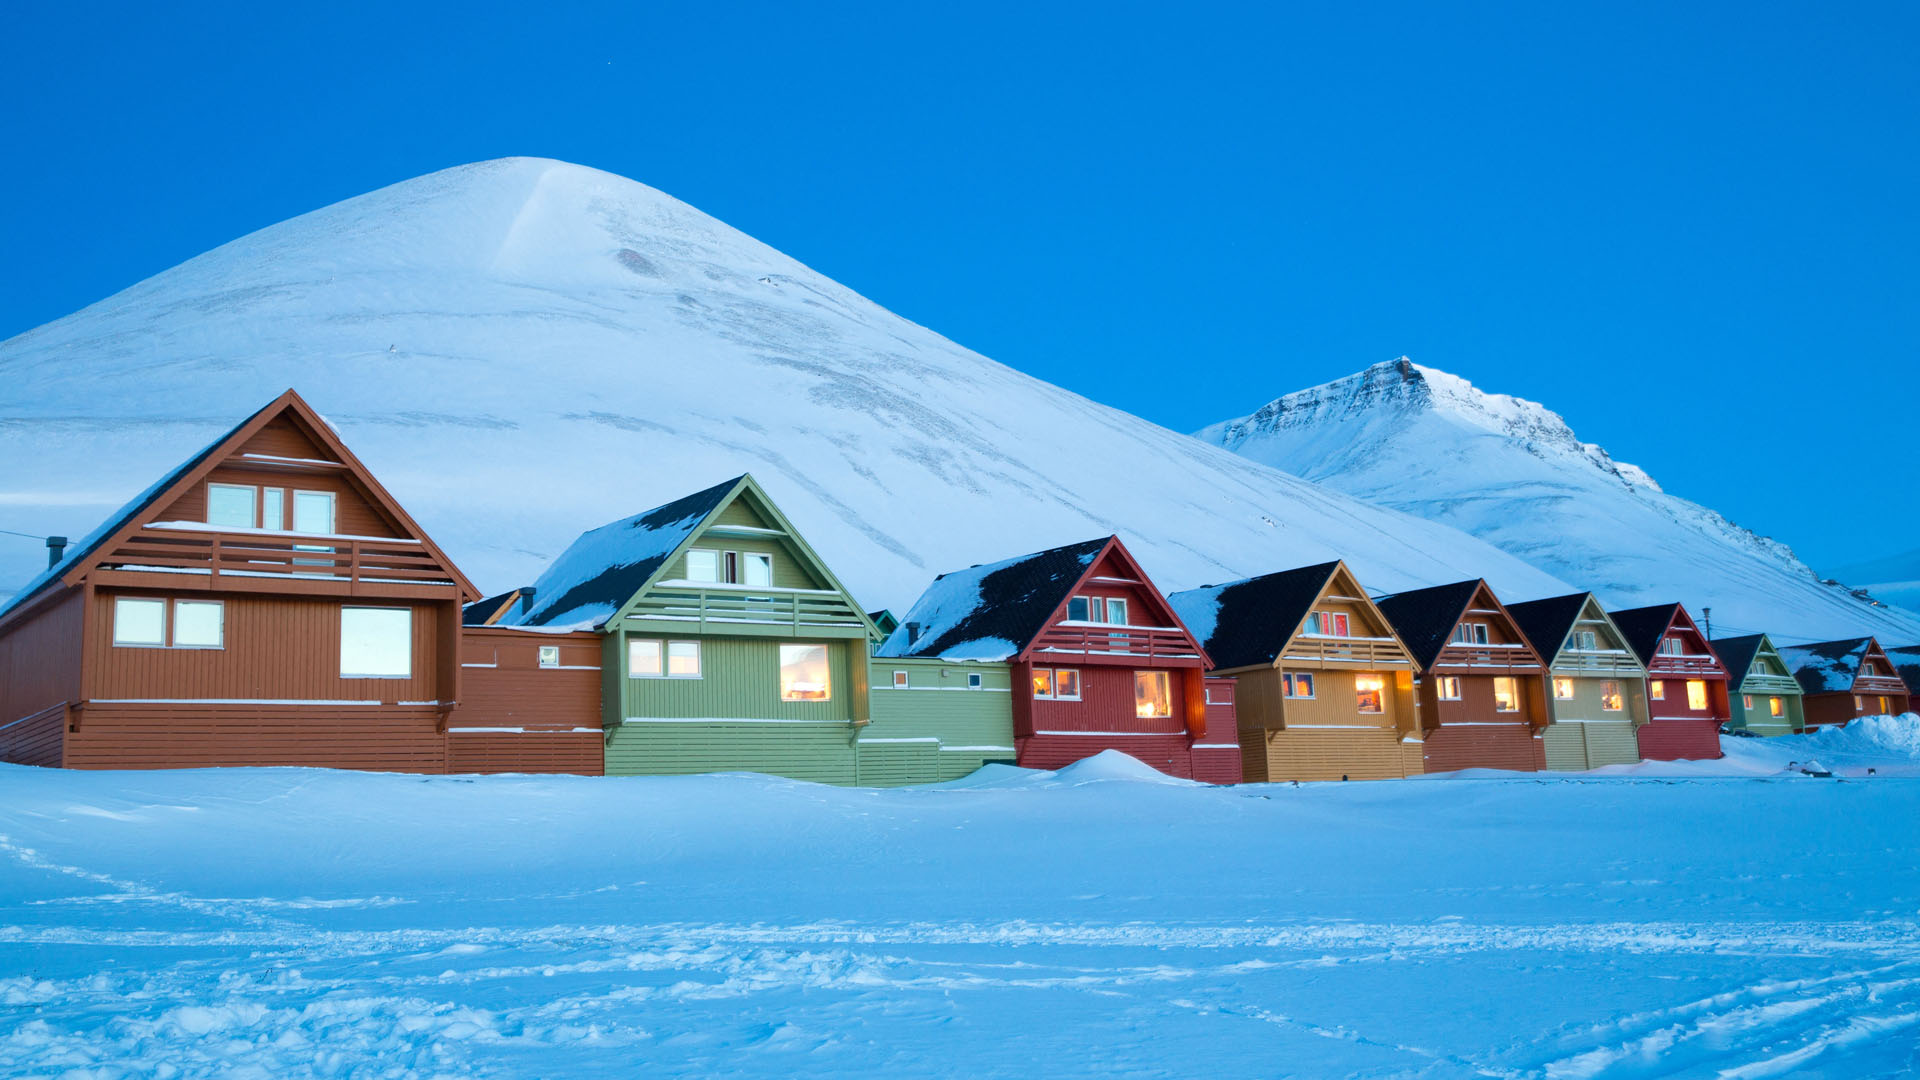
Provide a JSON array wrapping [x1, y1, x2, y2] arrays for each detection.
[[1282, 636, 1408, 667], [1855, 675, 1909, 694], [1436, 644, 1543, 671], [97, 527, 460, 590], [1032, 624, 1203, 665], [628, 586, 868, 634], [1555, 649, 1644, 675], [1646, 654, 1725, 677]]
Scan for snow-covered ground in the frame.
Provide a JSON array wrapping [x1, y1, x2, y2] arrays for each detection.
[[5, 724, 1920, 1078]]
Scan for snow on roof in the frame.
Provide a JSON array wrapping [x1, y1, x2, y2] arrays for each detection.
[[505, 476, 741, 630], [1888, 646, 1920, 698], [462, 589, 524, 627], [1168, 562, 1340, 673], [1375, 580, 1483, 671], [879, 537, 1108, 661], [0, 401, 268, 622], [1780, 638, 1876, 695]]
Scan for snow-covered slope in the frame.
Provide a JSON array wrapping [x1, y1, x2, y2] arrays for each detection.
[[1829, 547, 1920, 616], [1197, 359, 1920, 643], [0, 158, 1568, 610]]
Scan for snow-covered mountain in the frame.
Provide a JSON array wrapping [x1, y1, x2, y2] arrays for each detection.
[[1828, 548, 1920, 616], [0, 158, 1568, 611], [1197, 359, 1920, 643]]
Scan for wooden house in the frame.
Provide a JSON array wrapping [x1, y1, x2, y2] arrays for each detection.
[[0, 389, 514, 772], [1168, 561, 1420, 782], [1609, 603, 1728, 760], [1375, 580, 1549, 773], [495, 474, 1014, 785], [1888, 647, 1920, 715], [453, 589, 605, 773], [880, 536, 1239, 782], [1711, 634, 1806, 736], [1505, 593, 1648, 771], [1779, 637, 1911, 728]]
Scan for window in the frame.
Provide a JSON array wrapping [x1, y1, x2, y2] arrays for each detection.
[[1067, 596, 1092, 622], [1205, 685, 1231, 705], [779, 643, 830, 701], [1600, 681, 1623, 711], [1449, 623, 1490, 646], [667, 641, 702, 678], [686, 550, 720, 583], [262, 488, 285, 531], [113, 597, 167, 646], [1651, 680, 1666, 701], [1032, 667, 1055, 698], [1879, 696, 1892, 715], [1570, 630, 1598, 651], [1354, 673, 1384, 713], [1283, 672, 1315, 699], [292, 490, 335, 534], [1134, 671, 1171, 718], [1658, 637, 1685, 656], [207, 483, 256, 528], [892, 670, 910, 689], [172, 600, 224, 648], [1742, 694, 1753, 709], [1306, 611, 1351, 637], [967, 672, 982, 689], [538, 645, 560, 668], [1054, 669, 1081, 699], [1686, 680, 1708, 711], [340, 607, 411, 678], [1768, 697, 1784, 718], [1436, 675, 1463, 701], [1553, 677, 1575, 700], [1105, 598, 1128, 626], [1853, 694, 1866, 710], [1493, 676, 1520, 712], [743, 553, 773, 587], [630, 639, 664, 677]]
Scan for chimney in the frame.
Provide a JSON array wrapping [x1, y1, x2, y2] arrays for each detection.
[[518, 587, 537, 617], [46, 536, 67, 569], [907, 621, 923, 646]]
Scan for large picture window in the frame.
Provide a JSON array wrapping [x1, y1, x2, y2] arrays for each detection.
[[1685, 680, 1708, 711], [1134, 671, 1171, 718], [1492, 676, 1520, 713], [340, 607, 411, 678], [1282, 672, 1314, 699], [1354, 673, 1384, 713], [172, 600, 224, 649], [1600, 681, 1624, 711], [113, 597, 167, 646], [207, 483, 257, 529], [780, 643, 830, 701], [1768, 696, 1784, 718]]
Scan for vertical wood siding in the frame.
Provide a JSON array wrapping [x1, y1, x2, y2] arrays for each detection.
[[1420, 678, 1547, 773], [1635, 717, 1721, 761], [1539, 673, 1645, 771], [454, 629, 602, 729], [0, 589, 84, 725], [621, 636, 853, 722]]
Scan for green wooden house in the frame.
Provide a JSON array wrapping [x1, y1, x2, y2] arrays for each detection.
[[500, 474, 1013, 784], [1505, 592, 1648, 771], [1712, 634, 1806, 736]]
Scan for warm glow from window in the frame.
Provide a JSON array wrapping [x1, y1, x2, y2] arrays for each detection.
[[1032, 668, 1054, 698], [779, 643, 830, 701], [1493, 676, 1520, 712], [1686, 680, 1707, 711], [1055, 669, 1081, 699], [1651, 680, 1666, 700], [1436, 676, 1462, 700], [1308, 611, 1351, 637], [1134, 671, 1171, 718], [1283, 672, 1315, 699], [1769, 696, 1784, 718], [1553, 677, 1575, 700], [1600, 681, 1623, 711], [1354, 673, 1384, 713]]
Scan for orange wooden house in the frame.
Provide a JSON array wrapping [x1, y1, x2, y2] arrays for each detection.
[[1375, 579, 1549, 773], [0, 390, 597, 773]]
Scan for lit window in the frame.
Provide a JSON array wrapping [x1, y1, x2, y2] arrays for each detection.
[[113, 597, 167, 646], [1651, 681, 1666, 701], [292, 490, 335, 534], [1134, 671, 1171, 718], [1436, 676, 1463, 700], [779, 643, 830, 701], [1105, 598, 1128, 626], [1768, 696, 1784, 718], [1854, 694, 1866, 710], [686, 550, 719, 583], [173, 600, 223, 649], [967, 672, 982, 689], [1553, 677, 1575, 700], [893, 670, 909, 689], [538, 645, 560, 668], [1307, 611, 1351, 637], [629, 639, 664, 677], [1283, 672, 1315, 699], [667, 641, 702, 678], [1600, 681, 1623, 711], [1032, 668, 1055, 698], [262, 488, 285, 531], [1686, 680, 1708, 711], [1354, 673, 1384, 713], [1067, 597, 1093, 622], [744, 553, 773, 587], [1742, 694, 1753, 709], [1879, 696, 1892, 714], [1054, 669, 1081, 700], [1493, 676, 1520, 712], [340, 607, 411, 678], [207, 483, 256, 528], [1449, 623, 1490, 646]]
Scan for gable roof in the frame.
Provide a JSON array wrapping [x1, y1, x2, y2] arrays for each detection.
[[1888, 646, 1920, 699], [463, 589, 525, 627], [1779, 637, 1881, 695], [1167, 561, 1341, 672], [1709, 634, 1770, 686], [879, 537, 1112, 661], [1608, 603, 1685, 665], [1374, 579, 1484, 671], [1504, 592, 1592, 661], [0, 389, 476, 627]]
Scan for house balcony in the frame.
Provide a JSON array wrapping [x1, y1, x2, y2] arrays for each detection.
[[1281, 636, 1410, 668], [1646, 654, 1725, 678], [1434, 643, 1543, 672], [1032, 624, 1205, 667], [624, 585, 871, 639], [89, 526, 460, 599]]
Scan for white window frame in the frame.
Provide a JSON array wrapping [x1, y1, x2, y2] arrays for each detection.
[[538, 645, 560, 669], [1659, 637, 1686, 656], [1450, 622, 1490, 646], [685, 549, 720, 583], [1553, 677, 1575, 701], [1492, 676, 1520, 713], [1053, 668, 1082, 700], [1067, 596, 1096, 622], [1133, 670, 1172, 719], [1283, 672, 1316, 699], [892, 669, 910, 689], [1570, 630, 1598, 651], [967, 672, 982, 689], [629, 638, 665, 677], [743, 552, 773, 587], [1600, 680, 1623, 712], [171, 599, 224, 649], [292, 490, 336, 535], [262, 487, 286, 531], [207, 483, 258, 529], [1436, 675, 1463, 701], [1353, 673, 1384, 713], [112, 597, 168, 647], [666, 640, 702, 679], [778, 642, 830, 702], [1104, 598, 1129, 626], [1308, 611, 1351, 637], [339, 606, 412, 679]]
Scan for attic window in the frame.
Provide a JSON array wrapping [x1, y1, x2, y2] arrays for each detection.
[[1449, 623, 1490, 646], [208, 484, 257, 529], [1570, 631, 1598, 651], [744, 553, 773, 587], [1305, 612, 1350, 637], [686, 550, 720, 583], [1658, 637, 1686, 656]]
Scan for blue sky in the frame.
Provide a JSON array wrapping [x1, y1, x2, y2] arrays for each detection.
[[1, 2, 1914, 569]]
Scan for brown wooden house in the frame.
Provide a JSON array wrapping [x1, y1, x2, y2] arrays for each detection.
[[1779, 637, 1911, 729], [0, 390, 594, 774], [1169, 561, 1422, 782], [1375, 579, 1549, 773], [1609, 603, 1728, 760]]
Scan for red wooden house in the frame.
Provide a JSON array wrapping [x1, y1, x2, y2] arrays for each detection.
[[1779, 637, 1911, 728], [878, 536, 1240, 782], [0, 390, 597, 774], [1609, 603, 1729, 760], [1375, 579, 1549, 773]]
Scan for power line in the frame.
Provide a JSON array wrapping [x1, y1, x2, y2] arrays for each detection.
[[0, 528, 53, 542]]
